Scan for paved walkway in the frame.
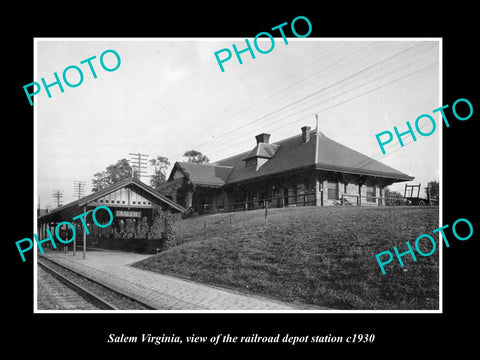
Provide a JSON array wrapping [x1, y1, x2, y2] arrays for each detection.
[[39, 250, 316, 311]]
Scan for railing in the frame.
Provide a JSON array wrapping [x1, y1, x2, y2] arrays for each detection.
[[193, 193, 317, 214], [192, 193, 411, 214], [340, 194, 408, 206]]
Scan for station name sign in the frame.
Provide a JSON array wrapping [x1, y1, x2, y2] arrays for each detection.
[[116, 210, 141, 218]]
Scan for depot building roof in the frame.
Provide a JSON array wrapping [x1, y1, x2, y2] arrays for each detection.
[[167, 128, 414, 187]]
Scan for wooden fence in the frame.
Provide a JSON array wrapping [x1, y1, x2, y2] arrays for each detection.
[[340, 194, 408, 206], [192, 192, 409, 214]]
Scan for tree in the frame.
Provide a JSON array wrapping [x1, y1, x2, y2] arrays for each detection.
[[425, 181, 439, 200], [183, 150, 209, 164], [143, 205, 178, 251], [136, 217, 150, 239], [123, 218, 138, 239], [147, 206, 164, 240], [92, 158, 133, 192], [149, 156, 171, 190], [91, 171, 110, 192], [160, 212, 177, 251]]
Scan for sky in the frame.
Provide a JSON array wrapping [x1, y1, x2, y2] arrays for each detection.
[[35, 38, 440, 208]]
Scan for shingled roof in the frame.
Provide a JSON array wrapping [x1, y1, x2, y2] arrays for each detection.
[[169, 162, 233, 187], [38, 177, 186, 222], [171, 129, 413, 186]]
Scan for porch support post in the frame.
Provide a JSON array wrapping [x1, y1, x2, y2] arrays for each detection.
[[358, 176, 365, 206], [185, 183, 194, 211], [83, 205, 87, 259], [315, 172, 322, 206]]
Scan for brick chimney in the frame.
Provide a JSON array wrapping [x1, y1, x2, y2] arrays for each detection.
[[255, 133, 270, 144], [301, 126, 311, 143]]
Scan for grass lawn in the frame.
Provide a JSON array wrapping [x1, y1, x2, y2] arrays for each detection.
[[132, 206, 439, 310]]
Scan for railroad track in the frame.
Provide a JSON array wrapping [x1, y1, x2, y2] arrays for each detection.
[[37, 256, 156, 310], [37, 265, 102, 310]]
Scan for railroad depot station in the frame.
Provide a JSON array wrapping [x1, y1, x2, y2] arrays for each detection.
[[157, 126, 414, 213], [38, 126, 414, 254]]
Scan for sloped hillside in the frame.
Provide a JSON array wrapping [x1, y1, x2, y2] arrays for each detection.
[[133, 206, 439, 310]]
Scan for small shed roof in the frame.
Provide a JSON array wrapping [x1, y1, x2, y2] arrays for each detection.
[[38, 177, 186, 223]]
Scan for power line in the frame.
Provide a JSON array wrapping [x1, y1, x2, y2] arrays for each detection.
[[129, 153, 149, 180], [198, 57, 438, 157], [198, 43, 344, 135], [258, 62, 439, 139], [198, 41, 407, 143], [197, 42, 374, 139], [225, 42, 395, 119], [193, 43, 435, 154]]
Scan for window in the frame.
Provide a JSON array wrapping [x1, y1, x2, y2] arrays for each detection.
[[122, 201, 125, 204], [105, 200, 109, 203], [304, 180, 314, 193], [99, 199, 104, 203], [327, 180, 338, 200], [366, 184, 376, 203], [245, 158, 257, 167], [132, 201, 136, 204]]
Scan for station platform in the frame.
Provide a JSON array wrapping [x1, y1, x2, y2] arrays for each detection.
[[38, 250, 311, 311]]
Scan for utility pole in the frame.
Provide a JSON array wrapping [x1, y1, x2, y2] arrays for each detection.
[[73, 180, 86, 199], [52, 189, 64, 208], [129, 153, 149, 181]]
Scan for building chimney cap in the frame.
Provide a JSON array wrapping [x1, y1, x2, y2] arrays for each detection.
[[301, 126, 311, 143], [255, 133, 271, 144]]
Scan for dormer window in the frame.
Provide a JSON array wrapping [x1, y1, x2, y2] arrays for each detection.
[[242, 133, 280, 170]]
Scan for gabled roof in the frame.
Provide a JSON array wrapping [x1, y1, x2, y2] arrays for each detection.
[[38, 177, 186, 222], [167, 129, 413, 187], [168, 162, 233, 187]]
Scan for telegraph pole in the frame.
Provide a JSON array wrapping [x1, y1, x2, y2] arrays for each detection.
[[129, 153, 149, 181], [73, 180, 86, 199], [52, 189, 64, 208]]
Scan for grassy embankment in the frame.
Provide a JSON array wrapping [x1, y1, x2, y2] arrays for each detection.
[[132, 206, 439, 310]]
